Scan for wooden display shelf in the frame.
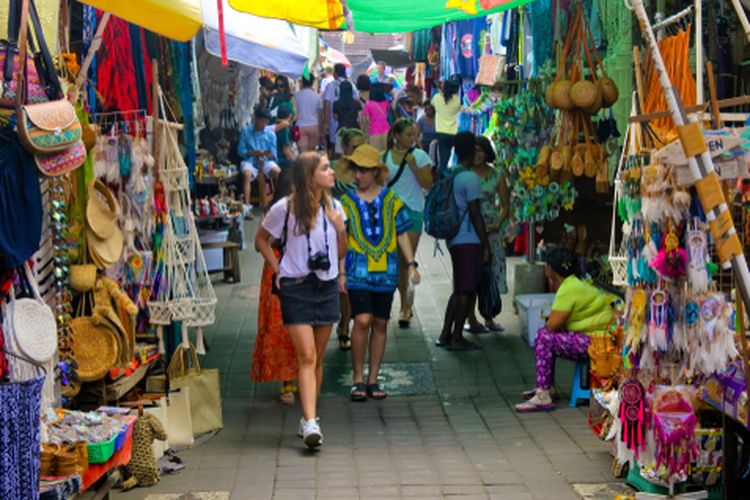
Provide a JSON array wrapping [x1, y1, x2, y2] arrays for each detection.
[[105, 363, 150, 402]]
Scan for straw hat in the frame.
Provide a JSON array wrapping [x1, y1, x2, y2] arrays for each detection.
[[69, 316, 119, 382], [86, 180, 120, 240], [86, 226, 124, 269], [344, 144, 387, 170]]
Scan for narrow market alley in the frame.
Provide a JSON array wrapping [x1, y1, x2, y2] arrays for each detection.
[[113, 220, 628, 500]]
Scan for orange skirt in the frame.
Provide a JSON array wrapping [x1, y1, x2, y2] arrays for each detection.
[[251, 251, 298, 382]]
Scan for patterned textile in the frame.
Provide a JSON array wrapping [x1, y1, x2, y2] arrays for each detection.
[[341, 188, 412, 293], [252, 250, 298, 382], [0, 376, 44, 499], [534, 327, 590, 389], [477, 168, 507, 294]]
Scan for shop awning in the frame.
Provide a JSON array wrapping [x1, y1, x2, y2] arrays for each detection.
[[227, 0, 346, 30], [347, 0, 533, 33], [78, 0, 201, 42], [202, 0, 311, 78]]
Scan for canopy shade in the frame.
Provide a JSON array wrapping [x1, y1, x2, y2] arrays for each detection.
[[347, 0, 532, 33], [78, 0, 201, 41], [202, 0, 310, 78], [227, 0, 346, 30]]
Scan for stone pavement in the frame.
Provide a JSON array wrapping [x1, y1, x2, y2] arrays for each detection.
[[113, 219, 630, 500]]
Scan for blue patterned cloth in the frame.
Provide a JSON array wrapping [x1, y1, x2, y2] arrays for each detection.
[[341, 189, 412, 293], [0, 376, 44, 499]]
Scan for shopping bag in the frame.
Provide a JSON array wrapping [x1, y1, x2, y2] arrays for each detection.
[[478, 266, 501, 319], [162, 389, 194, 449], [168, 344, 223, 437]]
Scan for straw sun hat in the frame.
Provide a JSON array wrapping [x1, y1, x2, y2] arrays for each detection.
[[85, 180, 123, 269], [344, 144, 389, 181]]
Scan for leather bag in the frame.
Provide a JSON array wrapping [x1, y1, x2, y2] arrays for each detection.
[[167, 343, 223, 437], [18, 100, 82, 154]]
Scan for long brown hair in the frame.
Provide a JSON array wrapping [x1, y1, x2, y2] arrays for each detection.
[[289, 152, 332, 235]]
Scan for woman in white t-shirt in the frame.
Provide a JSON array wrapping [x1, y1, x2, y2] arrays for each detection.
[[255, 151, 347, 450], [431, 79, 462, 174], [383, 118, 434, 328]]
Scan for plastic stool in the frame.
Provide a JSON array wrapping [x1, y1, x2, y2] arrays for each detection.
[[568, 360, 590, 408]]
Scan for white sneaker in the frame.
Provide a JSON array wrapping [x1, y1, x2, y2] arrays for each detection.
[[301, 419, 323, 449], [297, 417, 321, 438]]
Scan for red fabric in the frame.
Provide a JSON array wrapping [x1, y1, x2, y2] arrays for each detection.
[[0, 271, 14, 378], [251, 250, 298, 382], [139, 29, 153, 114], [97, 16, 139, 111]]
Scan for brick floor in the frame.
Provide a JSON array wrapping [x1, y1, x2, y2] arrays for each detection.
[[113, 220, 629, 500]]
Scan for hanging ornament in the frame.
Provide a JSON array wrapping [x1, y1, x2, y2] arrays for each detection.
[[686, 220, 709, 293], [652, 387, 700, 482], [647, 286, 673, 353], [618, 377, 647, 461], [649, 227, 687, 279]]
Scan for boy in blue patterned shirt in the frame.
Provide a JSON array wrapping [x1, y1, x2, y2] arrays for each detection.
[[339, 144, 420, 401]]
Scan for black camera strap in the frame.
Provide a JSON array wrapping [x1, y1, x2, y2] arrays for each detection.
[[306, 201, 330, 263]]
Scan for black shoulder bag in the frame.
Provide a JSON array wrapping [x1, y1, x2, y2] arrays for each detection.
[[270, 204, 291, 295], [387, 147, 416, 188]]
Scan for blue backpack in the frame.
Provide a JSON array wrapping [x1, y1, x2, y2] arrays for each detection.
[[424, 166, 468, 240]]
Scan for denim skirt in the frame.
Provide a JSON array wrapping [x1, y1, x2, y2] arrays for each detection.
[[278, 274, 340, 325]]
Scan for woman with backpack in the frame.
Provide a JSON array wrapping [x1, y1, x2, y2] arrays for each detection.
[[333, 81, 363, 133], [464, 136, 511, 334], [255, 151, 348, 449], [361, 83, 391, 152], [383, 118, 434, 328], [339, 144, 420, 401]]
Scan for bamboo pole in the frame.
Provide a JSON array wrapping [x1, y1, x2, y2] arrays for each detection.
[[705, 61, 723, 129]]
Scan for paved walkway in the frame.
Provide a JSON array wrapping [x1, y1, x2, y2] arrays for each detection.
[[114, 219, 628, 500]]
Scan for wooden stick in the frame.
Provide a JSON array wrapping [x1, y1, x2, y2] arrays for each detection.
[[706, 61, 723, 129], [627, 95, 750, 123], [633, 46, 646, 115], [151, 60, 160, 160], [74, 12, 111, 93]]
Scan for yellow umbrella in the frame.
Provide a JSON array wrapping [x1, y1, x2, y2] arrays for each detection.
[[78, 0, 201, 42]]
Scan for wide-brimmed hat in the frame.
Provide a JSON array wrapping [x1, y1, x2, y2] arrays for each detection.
[[86, 180, 120, 240], [86, 226, 123, 270], [343, 144, 387, 170]]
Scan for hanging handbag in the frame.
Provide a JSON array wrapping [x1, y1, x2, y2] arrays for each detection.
[[167, 343, 223, 437], [13, 0, 84, 176], [9, 263, 57, 364], [0, 0, 51, 109]]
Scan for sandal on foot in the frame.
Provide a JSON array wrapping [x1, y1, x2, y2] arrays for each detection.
[[338, 335, 351, 351], [485, 321, 505, 333], [350, 383, 367, 402], [464, 323, 490, 334], [366, 383, 387, 400]]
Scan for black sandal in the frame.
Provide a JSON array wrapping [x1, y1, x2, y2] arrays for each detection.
[[338, 334, 351, 351], [366, 383, 387, 400], [350, 383, 367, 402]]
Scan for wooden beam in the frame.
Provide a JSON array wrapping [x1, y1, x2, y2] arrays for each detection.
[[628, 95, 750, 123], [706, 61, 723, 128]]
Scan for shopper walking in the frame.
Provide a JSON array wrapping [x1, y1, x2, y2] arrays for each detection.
[[269, 75, 297, 124], [294, 76, 323, 152], [436, 132, 490, 351], [432, 78, 462, 175], [417, 100, 437, 153], [323, 63, 357, 158], [383, 118, 434, 328], [339, 144, 420, 401], [255, 152, 348, 449], [252, 166, 298, 404], [465, 136, 510, 333], [332, 128, 367, 351], [333, 81, 363, 133], [361, 83, 391, 152]]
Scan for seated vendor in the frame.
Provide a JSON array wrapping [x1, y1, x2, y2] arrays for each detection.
[[515, 246, 614, 413], [238, 107, 282, 211]]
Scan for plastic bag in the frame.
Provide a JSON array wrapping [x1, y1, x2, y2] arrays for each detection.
[[478, 266, 501, 319]]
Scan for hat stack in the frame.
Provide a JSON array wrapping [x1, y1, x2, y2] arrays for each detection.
[[85, 180, 124, 269]]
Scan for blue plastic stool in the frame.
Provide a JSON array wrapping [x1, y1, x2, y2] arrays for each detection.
[[568, 360, 590, 408]]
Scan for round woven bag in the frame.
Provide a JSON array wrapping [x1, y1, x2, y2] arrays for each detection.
[[571, 149, 585, 177], [69, 316, 119, 382], [599, 76, 619, 107], [553, 80, 574, 110], [584, 90, 603, 115], [545, 82, 558, 108], [12, 297, 57, 363], [570, 80, 599, 109]]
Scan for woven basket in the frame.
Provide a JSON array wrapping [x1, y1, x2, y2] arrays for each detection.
[[599, 76, 619, 107], [570, 80, 599, 109], [148, 302, 172, 325], [545, 82, 558, 108], [162, 165, 190, 192], [571, 148, 585, 177], [553, 80, 574, 110], [70, 264, 98, 292], [69, 316, 119, 382]]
